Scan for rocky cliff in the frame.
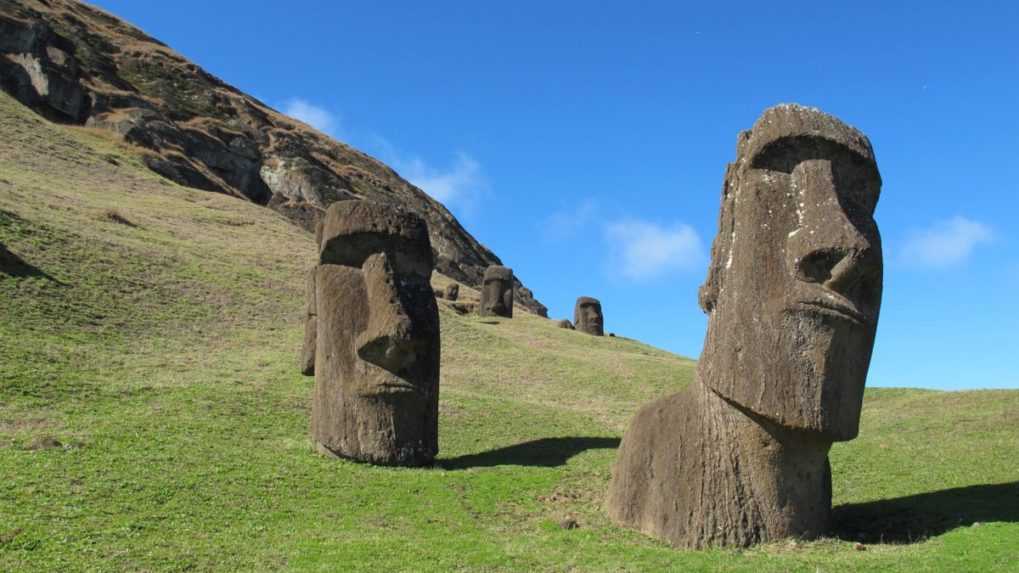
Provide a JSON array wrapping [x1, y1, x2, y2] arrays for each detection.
[[0, 0, 547, 316]]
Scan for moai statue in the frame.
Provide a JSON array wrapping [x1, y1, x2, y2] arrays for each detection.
[[445, 283, 460, 301], [607, 104, 884, 548], [556, 319, 575, 330], [310, 200, 441, 466], [479, 265, 514, 318], [299, 268, 317, 376], [574, 297, 604, 336]]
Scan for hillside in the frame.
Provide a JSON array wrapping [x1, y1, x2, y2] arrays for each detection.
[[1, 91, 1018, 572], [0, 0, 547, 316]]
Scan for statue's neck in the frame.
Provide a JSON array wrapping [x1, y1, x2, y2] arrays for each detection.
[[694, 380, 833, 544]]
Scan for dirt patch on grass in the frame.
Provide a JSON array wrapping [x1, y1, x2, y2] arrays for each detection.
[[0, 417, 54, 434], [102, 209, 138, 227]]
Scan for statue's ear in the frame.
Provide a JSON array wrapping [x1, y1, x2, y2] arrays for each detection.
[[698, 164, 737, 314]]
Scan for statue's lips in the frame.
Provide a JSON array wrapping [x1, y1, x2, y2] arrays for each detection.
[[361, 365, 420, 395], [376, 382, 418, 394], [795, 299, 868, 325]]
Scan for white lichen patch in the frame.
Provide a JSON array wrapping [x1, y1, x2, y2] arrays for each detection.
[[9, 53, 49, 96]]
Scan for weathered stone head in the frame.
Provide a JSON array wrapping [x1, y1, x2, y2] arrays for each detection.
[[479, 265, 514, 318], [311, 200, 440, 466], [444, 282, 459, 301], [574, 296, 604, 336], [698, 104, 883, 441], [607, 105, 884, 548]]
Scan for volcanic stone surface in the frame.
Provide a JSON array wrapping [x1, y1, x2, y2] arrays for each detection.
[[479, 265, 514, 318], [299, 268, 317, 376], [0, 0, 547, 316], [574, 297, 604, 336], [607, 104, 884, 548], [310, 200, 440, 466]]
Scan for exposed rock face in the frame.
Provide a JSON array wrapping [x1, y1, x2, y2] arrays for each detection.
[[607, 104, 883, 548], [0, 0, 547, 317], [479, 265, 513, 318], [299, 268, 317, 376], [574, 297, 604, 336], [311, 201, 440, 466]]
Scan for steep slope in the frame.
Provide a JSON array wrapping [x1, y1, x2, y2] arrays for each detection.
[[2, 91, 1017, 572], [0, 0, 547, 316]]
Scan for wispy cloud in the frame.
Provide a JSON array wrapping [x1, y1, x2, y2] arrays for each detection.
[[541, 199, 600, 240], [399, 153, 486, 205], [282, 98, 339, 135], [901, 216, 993, 268], [368, 135, 488, 214], [603, 218, 705, 281]]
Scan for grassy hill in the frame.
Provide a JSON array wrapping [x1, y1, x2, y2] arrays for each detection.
[[1, 90, 1017, 572]]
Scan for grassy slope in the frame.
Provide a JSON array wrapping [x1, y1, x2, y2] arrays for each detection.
[[0, 91, 1016, 572]]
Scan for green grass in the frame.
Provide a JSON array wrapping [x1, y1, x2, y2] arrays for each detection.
[[1, 91, 1017, 572]]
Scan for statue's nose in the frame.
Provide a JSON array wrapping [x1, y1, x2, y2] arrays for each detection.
[[356, 252, 417, 373], [787, 159, 881, 303]]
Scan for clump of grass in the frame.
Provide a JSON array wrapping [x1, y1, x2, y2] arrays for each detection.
[[102, 209, 137, 227]]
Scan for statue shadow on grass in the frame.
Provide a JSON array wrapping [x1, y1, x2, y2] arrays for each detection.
[[0, 244, 62, 283], [438, 437, 620, 470], [832, 481, 1019, 544]]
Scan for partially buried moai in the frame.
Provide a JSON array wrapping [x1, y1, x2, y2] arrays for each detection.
[[479, 265, 514, 318], [299, 268, 317, 376], [574, 297, 604, 336], [309, 200, 440, 466], [607, 104, 884, 547]]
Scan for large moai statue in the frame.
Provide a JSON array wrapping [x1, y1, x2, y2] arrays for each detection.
[[607, 104, 884, 548], [574, 297, 604, 336], [310, 200, 441, 466], [479, 265, 514, 318]]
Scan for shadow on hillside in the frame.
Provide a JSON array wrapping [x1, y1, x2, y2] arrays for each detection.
[[832, 481, 1019, 543], [439, 437, 620, 470], [0, 244, 61, 283]]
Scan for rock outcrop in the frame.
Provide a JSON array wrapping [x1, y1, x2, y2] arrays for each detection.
[[606, 104, 884, 548], [0, 0, 547, 316]]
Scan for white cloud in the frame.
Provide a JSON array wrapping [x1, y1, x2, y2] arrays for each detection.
[[541, 199, 600, 241], [399, 152, 485, 205], [901, 216, 993, 268], [604, 218, 705, 281], [367, 135, 488, 214], [282, 98, 338, 135]]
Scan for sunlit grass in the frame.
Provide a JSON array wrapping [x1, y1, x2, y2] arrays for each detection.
[[1, 91, 1016, 572]]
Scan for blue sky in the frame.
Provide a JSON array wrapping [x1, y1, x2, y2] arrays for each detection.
[[89, 0, 1018, 390]]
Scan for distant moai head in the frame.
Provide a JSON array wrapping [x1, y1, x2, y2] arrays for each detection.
[[445, 283, 459, 301], [697, 104, 883, 441], [479, 265, 514, 318], [311, 200, 440, 466], [574, 297, 604, 336]]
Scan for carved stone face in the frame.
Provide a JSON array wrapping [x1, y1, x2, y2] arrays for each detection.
[[479, 265, 514, 318], [699, 105, 883, 441], [574, 297, 604, 336], [311, 201, 439, 465]]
